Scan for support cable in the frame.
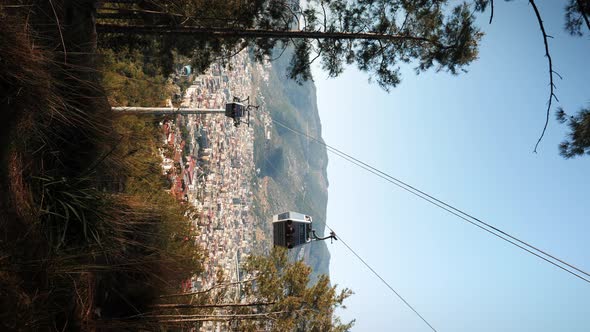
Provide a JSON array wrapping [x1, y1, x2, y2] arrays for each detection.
[[270, 118, 590, 284], [261, 154, 438, 331], [335, 231, 438, 332]]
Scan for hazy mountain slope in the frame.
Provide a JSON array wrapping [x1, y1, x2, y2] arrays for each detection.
[[252, 49, 331, 279]]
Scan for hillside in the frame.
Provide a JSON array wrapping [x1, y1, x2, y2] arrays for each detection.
[[252, 49, 332, 279]]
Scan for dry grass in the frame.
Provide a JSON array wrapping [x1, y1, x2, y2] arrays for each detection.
[[1, 2, 205, 331]]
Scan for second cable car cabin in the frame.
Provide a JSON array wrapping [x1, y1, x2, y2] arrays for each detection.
[[273, 211, 312, 249], [273, 211, 337, 249]]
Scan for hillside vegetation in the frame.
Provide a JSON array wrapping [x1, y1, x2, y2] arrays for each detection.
[[0, 2, 202, 330]]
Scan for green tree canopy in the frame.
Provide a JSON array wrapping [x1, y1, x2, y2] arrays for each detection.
[[149, 248, 353, 330], [99, 0, 590, 156], [555, 0, 590, 157], [564, 0, 590, 36], [238, 248, 354, 331], [556, 107, 590, 158], [98, 0, 483, 91]]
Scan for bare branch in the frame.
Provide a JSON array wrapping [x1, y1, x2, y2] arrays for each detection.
[[100, 6, 184, 17], [268, 43, 290, 62], [301, 7, 308, 31], [279, 0, 301, 30], [151, 301, 276, 310], [489, 0, 494, 24], [530, 0, 558, 153], [159, 278, 258, 298], [145, 310, 312, 323], [140, 308, 320, 323], [399, 12, 411, 33], [307, 46, 322, 66]]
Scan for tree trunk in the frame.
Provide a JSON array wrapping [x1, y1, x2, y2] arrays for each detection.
[[140, 311, 289, 324], [151, 301, 276, 310], [96, 23, 438, 44]]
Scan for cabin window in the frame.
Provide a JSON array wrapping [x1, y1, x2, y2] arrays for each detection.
[[299, 223, 306, 243]]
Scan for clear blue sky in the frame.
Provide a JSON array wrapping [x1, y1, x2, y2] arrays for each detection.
[[312, 1, 590, 331]]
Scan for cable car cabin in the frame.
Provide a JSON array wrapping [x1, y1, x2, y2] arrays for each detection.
[[225, 101, 245, 118], [225, 102, 248, 126], [273, 211, 312, 249]]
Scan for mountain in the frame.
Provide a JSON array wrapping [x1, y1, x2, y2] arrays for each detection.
[[252, 48, 331, 280]]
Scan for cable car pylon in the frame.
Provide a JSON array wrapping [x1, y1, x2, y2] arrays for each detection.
[[111, 96, 259, 127], [111, 106, 225, 115]]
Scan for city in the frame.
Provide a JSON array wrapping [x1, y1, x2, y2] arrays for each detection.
[[159, 51, 274, 305]]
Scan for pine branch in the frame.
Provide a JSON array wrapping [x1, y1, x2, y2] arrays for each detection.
[[576, 0, 590, 32]]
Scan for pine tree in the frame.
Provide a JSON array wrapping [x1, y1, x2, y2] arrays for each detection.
[[150, 248, 354, 331], [97, 0, 482, 91]]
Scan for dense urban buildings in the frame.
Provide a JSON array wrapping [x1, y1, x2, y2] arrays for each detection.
[[159, 52, 273, 311]]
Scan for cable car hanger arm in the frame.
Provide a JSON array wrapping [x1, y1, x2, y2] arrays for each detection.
[[312, 230, 337, 243]]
